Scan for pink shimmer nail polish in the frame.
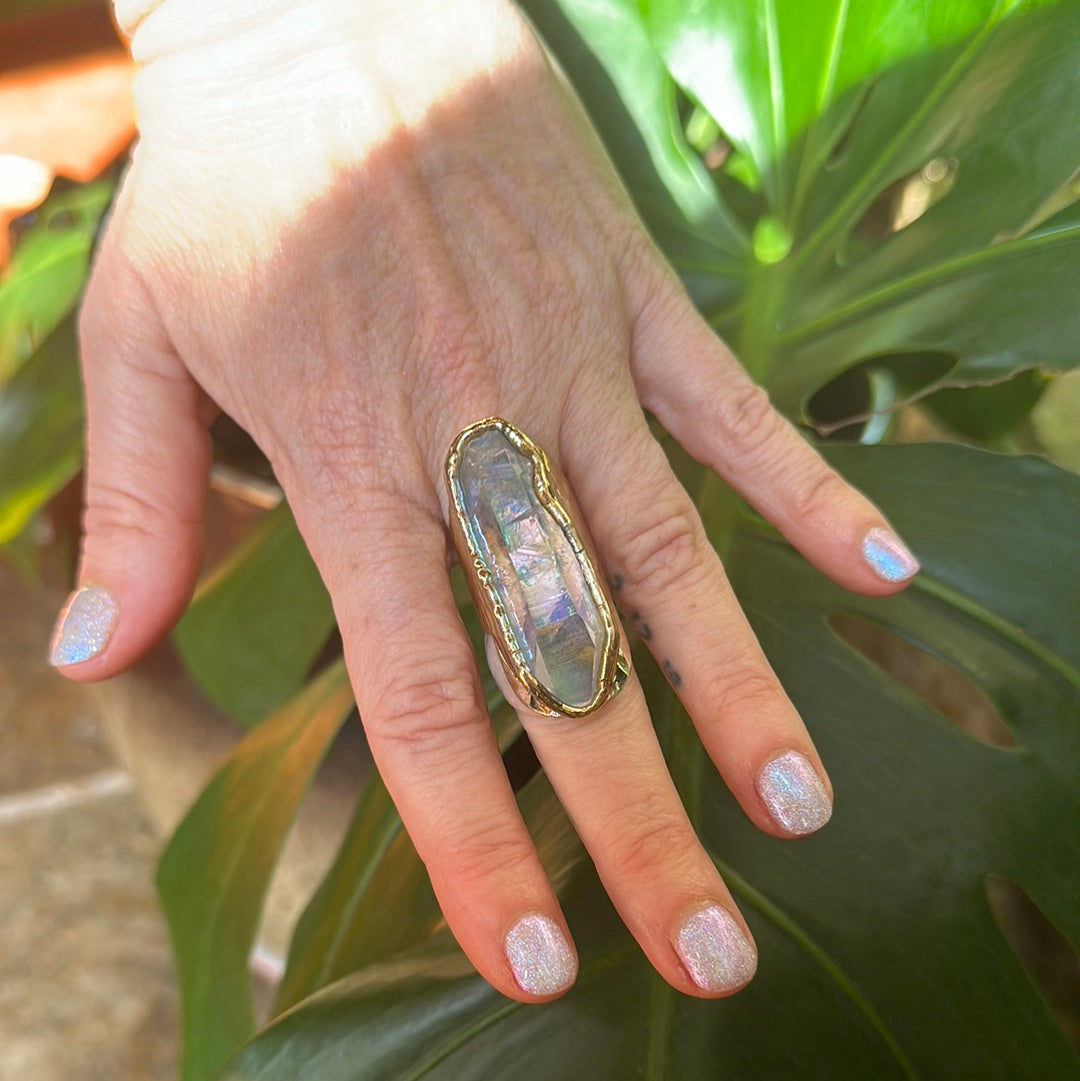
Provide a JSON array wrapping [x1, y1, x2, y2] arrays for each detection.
[[862, 527, 919, 583], [49, 585, 119, 666], [674, 904, 757, 993], [757, 751, 833, 836], [504, 913, 577, 996]]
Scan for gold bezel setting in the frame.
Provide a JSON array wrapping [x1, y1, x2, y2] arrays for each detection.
[[446, 417, 628, 718]]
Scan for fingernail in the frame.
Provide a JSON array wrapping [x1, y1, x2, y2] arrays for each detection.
[[674, 903, 757, 993], [757, 750, 833, 836], [504, 913, 578, 996], [49, 585, 119, 667], [862, 527, 919, 583]]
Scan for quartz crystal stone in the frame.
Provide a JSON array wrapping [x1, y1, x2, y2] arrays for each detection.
[[453, 427, 608, 710]]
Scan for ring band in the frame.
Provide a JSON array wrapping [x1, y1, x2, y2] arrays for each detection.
[[446, 417, 629, 718]]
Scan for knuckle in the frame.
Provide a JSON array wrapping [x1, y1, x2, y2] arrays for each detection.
[[607, 793, 699, 880], [709, 664, 782, 721], [440, 819, 537, 888], [84, 478, 193, 544], [618, 498, 705, 595], [787, 465, 850, 525], [370, 665, 484, 766], [716, 382, 780, 460]]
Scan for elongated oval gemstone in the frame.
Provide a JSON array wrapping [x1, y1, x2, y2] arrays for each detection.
[[450, 425, 611, 711]]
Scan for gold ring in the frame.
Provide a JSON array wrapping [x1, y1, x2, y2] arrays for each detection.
[[446, 417, 629, 718]]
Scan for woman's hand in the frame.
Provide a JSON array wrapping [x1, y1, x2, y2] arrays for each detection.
[[52, 0, 919, 1001]]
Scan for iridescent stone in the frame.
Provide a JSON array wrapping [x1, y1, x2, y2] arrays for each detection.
[[453, 427, 607, 710]]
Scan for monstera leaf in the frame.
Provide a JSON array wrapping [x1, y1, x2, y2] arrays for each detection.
[[525, 0, 1080, 412], [154, 2, 1080, 1078]]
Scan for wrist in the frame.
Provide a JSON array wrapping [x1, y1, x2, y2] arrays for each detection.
[[113, 0, 544, 272], [120, 0, 533, 141]]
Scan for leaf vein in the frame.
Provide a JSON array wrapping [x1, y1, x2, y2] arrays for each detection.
[[778, 218, 1080, 344], [790, 0, 1023, 272], [714, 856, 923, 1081]]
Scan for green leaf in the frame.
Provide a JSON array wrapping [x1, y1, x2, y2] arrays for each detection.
[[0, 179, 113, 384], [272, 702, 520, 1013], [270, 767, 440, 1015], [156, 661, 354, 1081], [0, 314, 84, 543], [218, 445, 1080, 1079], [173, 502, 336, 725], [531, 0, 1080, 407]]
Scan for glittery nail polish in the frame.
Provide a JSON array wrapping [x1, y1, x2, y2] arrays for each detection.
[[674, 904, 757, 993], [757, 750, 833, 836], [504, 913, 577, 996], [862, 527, 920, 583], [49, 585, 119, 666]]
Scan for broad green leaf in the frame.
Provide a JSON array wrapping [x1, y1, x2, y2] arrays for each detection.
[[0, 315, 83, 543], [0, 178, 113, 384], [218, 444, 1080, 1079], [173, 502, 336, 726], [271, 768, 436, 1015], [273, 698, 523, 1013], [530, 0, 1080, 409], [157, 662, 354, 1081]]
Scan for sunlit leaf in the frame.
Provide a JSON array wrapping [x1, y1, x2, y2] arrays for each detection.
[[526, 0, 1080, 409]]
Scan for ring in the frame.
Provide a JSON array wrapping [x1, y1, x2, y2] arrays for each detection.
[[446, 417, 629, 718]]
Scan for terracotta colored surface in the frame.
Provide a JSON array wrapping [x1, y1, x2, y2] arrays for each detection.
[[0, 4, 133, 260]]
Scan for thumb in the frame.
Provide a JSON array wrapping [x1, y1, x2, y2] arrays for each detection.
[[49, 250, 213, 678]]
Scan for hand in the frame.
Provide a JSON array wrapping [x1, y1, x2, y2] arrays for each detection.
[[53, 0, 919, 1001]]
